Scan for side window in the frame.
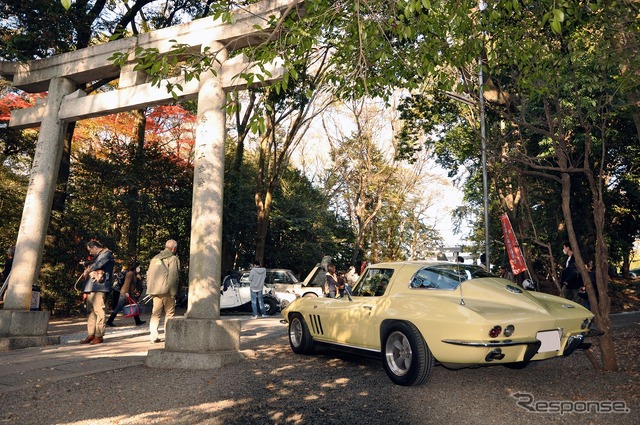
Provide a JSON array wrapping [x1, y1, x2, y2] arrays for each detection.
[[353, 268, 394, 297], [410, 265, 489, 290], [265, 272, 274, 284], [272, 272, 286, 283], [410, 269, 441, 289]]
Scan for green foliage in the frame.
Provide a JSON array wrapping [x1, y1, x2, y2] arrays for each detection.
[[109, 43, 224, 100], [222, 143, 353, 277], [0, 164, 27, 255], [222, 148, 260, 270], [397, 91, 477, 176], [0, 0, 77, 59], [392, 0, 640, 286], [0, 87, 36, 259], [267, 167, 355, 276]]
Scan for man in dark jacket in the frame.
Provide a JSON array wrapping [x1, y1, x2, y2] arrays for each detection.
[[147, 239, 180, 343], [80, 240, 115, 345], [560, 241, 582, 303], [0, 246, 14, 300], [1, 246, 14, 282]]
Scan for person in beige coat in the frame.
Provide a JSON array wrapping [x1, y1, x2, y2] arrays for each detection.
[[146, 240, 180, 343]]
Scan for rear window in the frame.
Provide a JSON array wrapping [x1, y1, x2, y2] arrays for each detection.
[[266, 271, 299, 284], [242, 270, 299, 285], [410, 264, 493, 290], [352, 268, 394, 297]]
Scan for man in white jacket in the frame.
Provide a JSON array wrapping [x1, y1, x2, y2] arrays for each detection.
[[248, 260, 267, 319]]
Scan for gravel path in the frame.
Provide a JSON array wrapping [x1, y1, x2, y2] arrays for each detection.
[[0, 316, 638, 425]]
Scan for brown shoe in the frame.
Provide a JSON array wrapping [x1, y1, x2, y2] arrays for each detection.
[[80, 335, 95, 344], [90, 336, 104, 345]]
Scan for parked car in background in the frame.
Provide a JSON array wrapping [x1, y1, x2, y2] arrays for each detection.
[[241, 268, 324, 298], [282, 261, 600, 386], [221, 275, 280, 315]]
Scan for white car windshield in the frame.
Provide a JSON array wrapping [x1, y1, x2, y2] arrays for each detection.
[[410, 264, 494, 290]]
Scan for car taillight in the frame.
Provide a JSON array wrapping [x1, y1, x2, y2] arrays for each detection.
[[504, 325, 515, 337], [489, 326, 502, 338]]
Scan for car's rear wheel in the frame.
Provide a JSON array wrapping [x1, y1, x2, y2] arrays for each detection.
[[264, 296, 278, 316], [288, 313, 315, 354], [302, 292, 318, 297], [382, 322, 434, 386]]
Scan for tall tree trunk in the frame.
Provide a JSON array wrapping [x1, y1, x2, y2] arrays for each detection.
[[582, 132, 617, 371], [51, 122, 76, 215], [232, 91, 256, 172], [351, 214, 365, 267], [126, 109, 146, 258], [254, 189, 272, 265], [559, 136, 617, 371], [254, 116, 274, 265]]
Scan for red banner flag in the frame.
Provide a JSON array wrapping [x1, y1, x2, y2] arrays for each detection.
[[500, 213, 527, 275]]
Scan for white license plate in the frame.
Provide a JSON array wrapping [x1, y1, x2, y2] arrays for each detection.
[[536, 330, 561, 352]]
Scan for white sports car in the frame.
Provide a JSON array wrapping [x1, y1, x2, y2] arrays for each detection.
[[281, 261, 600, 386]]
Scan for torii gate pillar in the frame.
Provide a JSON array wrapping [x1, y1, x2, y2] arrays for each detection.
[[0, 77, 73, 349], [146, 45, 250, 368]]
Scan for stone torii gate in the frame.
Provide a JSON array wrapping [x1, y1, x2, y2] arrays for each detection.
[[0, 0, 298, 367]]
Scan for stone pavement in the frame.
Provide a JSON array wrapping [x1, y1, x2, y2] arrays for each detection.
[[0, 309, 273, 395], [0, 311, 152, 394]]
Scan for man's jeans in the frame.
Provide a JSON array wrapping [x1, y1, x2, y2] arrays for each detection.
[[250, 290, 266, 316]]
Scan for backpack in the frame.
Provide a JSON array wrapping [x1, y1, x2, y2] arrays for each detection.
[[147, 256, 170, 293]]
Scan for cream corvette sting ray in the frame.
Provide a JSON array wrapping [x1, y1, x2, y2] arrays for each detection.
[[281, 261, 601, 386]]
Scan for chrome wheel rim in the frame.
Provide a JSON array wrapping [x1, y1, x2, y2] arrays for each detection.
[[385, 331, 412, 376], [290, 318, 303, 347]]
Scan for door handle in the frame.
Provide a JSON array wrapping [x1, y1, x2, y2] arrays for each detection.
[[363, 305, 373, 310]]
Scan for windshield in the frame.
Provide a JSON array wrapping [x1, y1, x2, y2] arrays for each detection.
[[409, 264, 494, 290], [266, 270, 299, 284], [352, 268, 394, 297]]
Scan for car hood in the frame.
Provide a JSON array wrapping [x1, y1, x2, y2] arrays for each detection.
[[455, 277, 589, 320]]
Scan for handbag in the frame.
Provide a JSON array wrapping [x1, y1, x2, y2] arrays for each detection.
[[123, 296, 140, 318]]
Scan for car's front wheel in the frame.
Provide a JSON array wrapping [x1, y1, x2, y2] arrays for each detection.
[[288, 313, 315, 354], [382, 322, 434, 386]]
